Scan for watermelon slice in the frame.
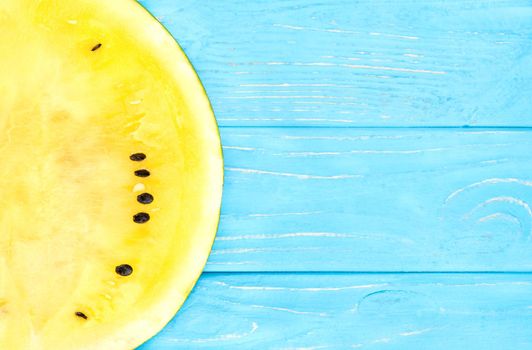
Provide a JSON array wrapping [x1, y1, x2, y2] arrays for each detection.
[[0, 0, 223, 348]]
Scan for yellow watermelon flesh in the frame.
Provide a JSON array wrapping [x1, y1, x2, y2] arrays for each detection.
[[0, 0, 223, 348]]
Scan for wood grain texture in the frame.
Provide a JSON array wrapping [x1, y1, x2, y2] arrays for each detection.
[[133, 1, 532, 348], [138, 273, 532, 349], [140, 0, 532, 126], [206, 128, 532, 271]]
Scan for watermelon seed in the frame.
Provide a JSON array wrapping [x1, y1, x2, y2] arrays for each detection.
[[91, 43, 102, 51], [130, 153, 146, 161], [134, 169, 150, 177], [137, 193, 154, 204], [133, 212, 150, 223], [75, 312, 88, 320], [115, 264, 133, 276]]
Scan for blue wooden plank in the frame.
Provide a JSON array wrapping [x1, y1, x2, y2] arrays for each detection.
[[205, 128, 532, 271], [139, 273, 532, 349], [140, 0, 532, 126]]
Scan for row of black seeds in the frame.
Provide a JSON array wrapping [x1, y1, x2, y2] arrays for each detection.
[[75, 152, 153, 320], [131, 153, 152, 224]]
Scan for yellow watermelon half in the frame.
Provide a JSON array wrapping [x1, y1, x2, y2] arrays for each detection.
[[0, 0, 223, 348]]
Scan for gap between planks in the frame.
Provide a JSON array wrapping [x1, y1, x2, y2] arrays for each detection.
[[202, 271, 532, 275], [217, 125, 532, 130]]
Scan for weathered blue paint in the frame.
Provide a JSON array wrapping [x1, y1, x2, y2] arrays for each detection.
[[136, 0, 532, 348], [139, 273, 532, 349], [208, 128, 532, 272], [139, 0, 532, 127]]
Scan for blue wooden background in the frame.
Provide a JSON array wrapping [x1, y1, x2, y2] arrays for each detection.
[[138, 0, 532, 348]]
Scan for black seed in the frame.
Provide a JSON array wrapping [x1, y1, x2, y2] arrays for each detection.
[[115, 264, 133, 276], [137, 193, 154, 204], [75, 312, 88, 320], [130, 153, 146, 161], [91, 43, 102, 51], [133, 212, 150, 223], [134, 169, 150, 177]]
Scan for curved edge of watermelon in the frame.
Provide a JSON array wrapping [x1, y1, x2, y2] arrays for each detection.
[[94, 1, 223, 348]]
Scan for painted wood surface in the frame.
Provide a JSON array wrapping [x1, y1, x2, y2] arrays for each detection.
[[207, 128, 532, 271], [139, 273, 532, 349], [136, 0, 532, 348], [140, 0, 532, 127]]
